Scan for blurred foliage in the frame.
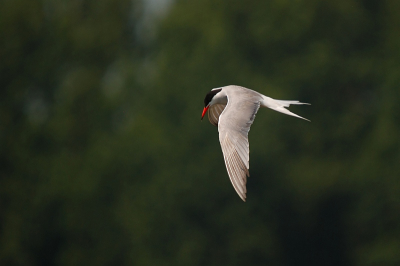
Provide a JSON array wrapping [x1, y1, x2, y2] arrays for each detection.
[[1, 0, 400, 265]]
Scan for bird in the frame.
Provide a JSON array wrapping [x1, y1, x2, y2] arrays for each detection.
[[201, 85, 310, 201]]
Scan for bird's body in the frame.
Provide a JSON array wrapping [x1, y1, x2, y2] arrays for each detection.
[[201, 85, 309, 201]]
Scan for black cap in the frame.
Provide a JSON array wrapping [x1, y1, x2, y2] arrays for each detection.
[[204, 88, 222, 107]]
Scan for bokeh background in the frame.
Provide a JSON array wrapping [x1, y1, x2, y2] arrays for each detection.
[[2, 0, 400, 265]]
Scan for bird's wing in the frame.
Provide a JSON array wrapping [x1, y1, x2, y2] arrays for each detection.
[[218, 87, 262, 201], [208, 103, 226, 126]]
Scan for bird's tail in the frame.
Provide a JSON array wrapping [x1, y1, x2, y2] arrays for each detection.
[[261, 96, 310, 121]]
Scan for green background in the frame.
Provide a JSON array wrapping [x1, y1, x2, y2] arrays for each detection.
[[1, 0, 400, 265]]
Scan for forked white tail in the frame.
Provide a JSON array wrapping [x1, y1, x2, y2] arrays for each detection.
[[261, 96, 310, 121]]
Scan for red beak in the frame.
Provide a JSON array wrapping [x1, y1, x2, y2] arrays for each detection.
[[201, 106, 209, 120]]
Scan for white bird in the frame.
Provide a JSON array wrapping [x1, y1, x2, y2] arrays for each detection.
[[201, 85, 310, 202]]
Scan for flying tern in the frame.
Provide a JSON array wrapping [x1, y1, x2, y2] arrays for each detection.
[[201, 85, 310, 201]]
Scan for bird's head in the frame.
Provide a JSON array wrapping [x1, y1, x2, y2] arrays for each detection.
[[201, 88, 222, 120]]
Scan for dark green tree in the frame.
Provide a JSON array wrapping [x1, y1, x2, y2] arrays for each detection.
[[1, 0, 400, 265]]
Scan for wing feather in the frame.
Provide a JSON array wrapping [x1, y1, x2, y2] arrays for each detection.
[[218, 86, 262, 201], [222, 136, 247, 199], [208, 104, 226, 126]]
